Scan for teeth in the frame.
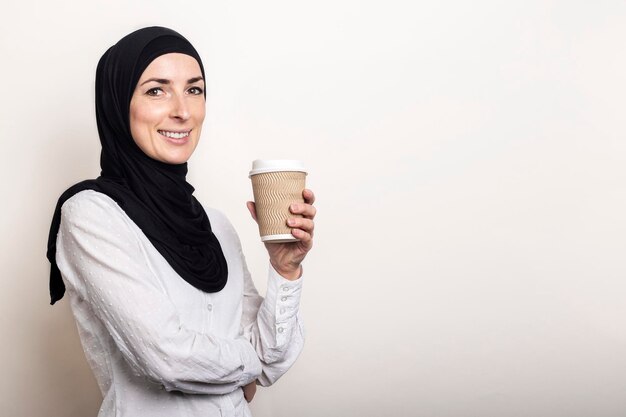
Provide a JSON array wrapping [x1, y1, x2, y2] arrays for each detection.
[[159, 130, 190, 139]]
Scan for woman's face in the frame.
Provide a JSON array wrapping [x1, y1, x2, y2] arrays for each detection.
[[129, 53, 205, 164]]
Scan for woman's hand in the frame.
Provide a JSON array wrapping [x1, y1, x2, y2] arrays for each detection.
[[247, 189, 316, 280], [243, 380, 257, 402]]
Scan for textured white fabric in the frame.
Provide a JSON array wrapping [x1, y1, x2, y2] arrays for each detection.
[[55, 190, 305, 417]]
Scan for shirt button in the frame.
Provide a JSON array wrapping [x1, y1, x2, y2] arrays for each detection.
[[207, 304, 213, 311], [281, 296, 288, 302], [277, 327, 284, 333], [282, 286, 290, 292]]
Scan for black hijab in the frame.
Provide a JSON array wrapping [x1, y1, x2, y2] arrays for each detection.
[[46, 26, 228, 305]]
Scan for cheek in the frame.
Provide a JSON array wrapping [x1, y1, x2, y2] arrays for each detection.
[[194, 102, 206, 123], [131, 106, 157, 129], [194, 104, 205, 140], [130, 103, 166, 140], [129, 102, 145, 136]]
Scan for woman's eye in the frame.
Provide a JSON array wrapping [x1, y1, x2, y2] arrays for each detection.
[[188, 86, 203, 95], [146, 87, 163, 96]]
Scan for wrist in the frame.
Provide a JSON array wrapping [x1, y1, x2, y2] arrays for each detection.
[[271, 260, 302, 281]]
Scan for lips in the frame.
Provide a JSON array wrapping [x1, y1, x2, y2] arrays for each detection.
[[158, 130, 190, 139], [157, 129, 192, 145]]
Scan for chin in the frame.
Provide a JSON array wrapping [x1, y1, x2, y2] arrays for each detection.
[[157, 143, 198, 164], [162, 154, 193, 164]]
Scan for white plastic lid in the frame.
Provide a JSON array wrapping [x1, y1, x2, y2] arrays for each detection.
[[249, 159, 308, 177]]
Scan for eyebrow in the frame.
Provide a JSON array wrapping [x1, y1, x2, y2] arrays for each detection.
[[140, 76, 204, 86]]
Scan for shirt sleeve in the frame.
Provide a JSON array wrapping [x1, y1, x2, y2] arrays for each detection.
[[55, 191, 262, 395], [238, 245, 305, 387]]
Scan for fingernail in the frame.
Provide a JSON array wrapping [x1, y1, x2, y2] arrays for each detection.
[[287, 218, 296, 226], [291, 204, 298, 212]]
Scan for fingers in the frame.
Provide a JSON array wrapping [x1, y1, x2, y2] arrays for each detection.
[[246, 201, 258, 222], [303, 188, 316, 205], [290, 202, 317, 219], [289, 189, 316, 241], [291, 226, 313, 244], [243, 381, 257, 402], [287, 217, 314, 238]]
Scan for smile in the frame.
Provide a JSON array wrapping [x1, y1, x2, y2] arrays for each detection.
[[158, 130, 191, 139]]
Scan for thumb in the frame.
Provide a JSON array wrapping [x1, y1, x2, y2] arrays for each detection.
[[246, 201, 258, 222]]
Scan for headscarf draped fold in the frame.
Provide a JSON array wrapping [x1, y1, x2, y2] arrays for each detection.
[[47, 26, 228, 305]]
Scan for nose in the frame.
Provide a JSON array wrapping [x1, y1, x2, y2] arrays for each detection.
[[170, 94, 190, 121]]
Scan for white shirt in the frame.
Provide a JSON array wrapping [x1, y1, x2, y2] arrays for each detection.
[[55, 190, 305, 417]]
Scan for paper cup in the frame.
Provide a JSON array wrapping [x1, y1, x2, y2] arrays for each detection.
[[249, 160, 307, 243]]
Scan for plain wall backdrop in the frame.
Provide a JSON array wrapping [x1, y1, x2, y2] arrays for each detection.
[[1, 1, 625, 416]]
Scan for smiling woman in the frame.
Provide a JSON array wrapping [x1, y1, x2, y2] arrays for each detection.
[[45, 26, 316, 417], [129, 53, 206, 164]]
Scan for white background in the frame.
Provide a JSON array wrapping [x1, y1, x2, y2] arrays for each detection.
[[1, 1, 626, 416]]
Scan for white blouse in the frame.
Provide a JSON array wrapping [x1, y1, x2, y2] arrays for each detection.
[[55, 190, 305, 417]]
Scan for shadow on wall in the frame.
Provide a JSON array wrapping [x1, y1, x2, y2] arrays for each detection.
[[38, 301, 102, 416], [45, 126, 102, 188], [31, 128, 102, 416]]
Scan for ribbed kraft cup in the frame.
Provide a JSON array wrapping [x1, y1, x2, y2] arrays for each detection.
[[249, 160, 307, 242]]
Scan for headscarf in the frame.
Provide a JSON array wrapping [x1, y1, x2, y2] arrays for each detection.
[[46, 26, 228, 305]]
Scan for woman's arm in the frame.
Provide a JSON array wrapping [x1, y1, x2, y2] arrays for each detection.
[[235, 189, 317, 386], [56, 191, 262, 395], [240, 254, 305, 386]]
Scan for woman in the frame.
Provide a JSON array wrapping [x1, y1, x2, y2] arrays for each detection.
[[46, 26, 315, 417]]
